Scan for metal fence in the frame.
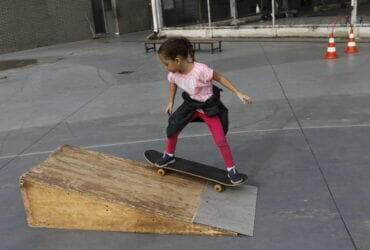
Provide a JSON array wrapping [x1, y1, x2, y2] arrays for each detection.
[[157, 0, 370, 29]]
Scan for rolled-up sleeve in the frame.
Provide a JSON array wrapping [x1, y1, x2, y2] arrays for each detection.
[[167, 72, 174, 83]]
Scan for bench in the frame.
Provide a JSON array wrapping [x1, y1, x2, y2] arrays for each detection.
[[144, 39, 222, 54]]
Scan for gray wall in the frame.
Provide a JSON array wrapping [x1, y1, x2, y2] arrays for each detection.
[[116, 0, 152, 33], [0, 0, 93, 54]]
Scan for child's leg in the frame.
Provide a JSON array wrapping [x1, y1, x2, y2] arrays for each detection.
[[165, 112, 200, 155], [165, 131, 180, 155], [198, 112, 235, 169]]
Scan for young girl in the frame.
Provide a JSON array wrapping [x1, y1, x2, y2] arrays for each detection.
[[156, 37, 252, 184]]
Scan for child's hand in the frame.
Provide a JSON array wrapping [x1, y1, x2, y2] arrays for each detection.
[[165, 102, 174, 115], [236, 91, 252, 104]]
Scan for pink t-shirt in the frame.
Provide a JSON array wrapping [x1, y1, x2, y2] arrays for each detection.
[[167, 62, 214, 103]]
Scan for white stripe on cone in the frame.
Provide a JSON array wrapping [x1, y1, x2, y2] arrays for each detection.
[[347, 41, 356, 47], [327, 47, 336, 52]]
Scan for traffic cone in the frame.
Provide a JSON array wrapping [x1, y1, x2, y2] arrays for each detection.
[[345, 27, 359, 54], [324, 33, 338, 59]]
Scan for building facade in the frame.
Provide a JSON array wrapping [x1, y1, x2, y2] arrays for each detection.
[[151, 0, 370, 38], [0, 0, 152, 54]]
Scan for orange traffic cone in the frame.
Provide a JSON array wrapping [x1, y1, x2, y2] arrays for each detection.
[[345, 27, 359, 54], [325, 33, 338, 59]]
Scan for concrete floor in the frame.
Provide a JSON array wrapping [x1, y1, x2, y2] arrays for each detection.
[[0, 31, 369, 250]]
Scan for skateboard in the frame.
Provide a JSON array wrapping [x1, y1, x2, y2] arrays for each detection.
[[144, 150, 248, 192]]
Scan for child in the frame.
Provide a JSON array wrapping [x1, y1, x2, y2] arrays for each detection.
[[156, 37, 252, 184]]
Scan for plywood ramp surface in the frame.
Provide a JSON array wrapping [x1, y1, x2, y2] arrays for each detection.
[[19, 145, 236, 236]]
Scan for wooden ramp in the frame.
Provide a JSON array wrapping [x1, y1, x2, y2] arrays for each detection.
[[19, 145, 236, 236]]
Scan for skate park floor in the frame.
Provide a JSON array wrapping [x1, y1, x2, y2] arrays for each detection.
[[0, 31, 369, 250]]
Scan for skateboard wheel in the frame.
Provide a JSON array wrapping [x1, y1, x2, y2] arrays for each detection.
[[214, 184, 224, 192], [157, 168, 166, 176]]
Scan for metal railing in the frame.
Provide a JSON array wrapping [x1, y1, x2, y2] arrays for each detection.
[[154, 0, 369, 30]]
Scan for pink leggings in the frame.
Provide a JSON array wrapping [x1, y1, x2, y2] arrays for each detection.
[[165, 111, 235, 169]]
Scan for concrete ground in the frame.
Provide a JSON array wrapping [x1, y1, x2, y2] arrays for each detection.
[[0, 31, 369, 250]]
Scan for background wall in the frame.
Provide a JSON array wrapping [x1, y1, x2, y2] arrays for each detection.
[[116, 0, 152, 34], [0, 0, 94, 54]]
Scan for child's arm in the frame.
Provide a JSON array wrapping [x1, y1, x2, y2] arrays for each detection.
[[166, 82, 177, 115], [213, 71, 252, 104]]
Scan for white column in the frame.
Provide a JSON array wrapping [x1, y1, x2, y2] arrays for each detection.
[[351, 0, 358, 25], [207, 0, 211, 28], [230, 0, 237, 20], [156, 0, 164, 29], [151, 0, 159, 32], [271, 0, 275, 27], [111, 0, 120, 35]]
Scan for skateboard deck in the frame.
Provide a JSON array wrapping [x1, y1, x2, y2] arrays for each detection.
[[144, 150, 248, 192]]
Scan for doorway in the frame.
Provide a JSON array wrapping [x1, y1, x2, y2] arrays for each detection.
[[90, 0, 117, 34]]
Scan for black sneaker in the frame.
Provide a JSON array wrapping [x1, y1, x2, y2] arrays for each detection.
[[227, 167, 244, 185], [155, 152, 175, 167]]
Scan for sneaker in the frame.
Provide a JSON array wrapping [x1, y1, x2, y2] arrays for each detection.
[[227, 167, 244, 185], [155, 152, 175, 167]]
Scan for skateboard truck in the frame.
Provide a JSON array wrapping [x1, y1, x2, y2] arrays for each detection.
[[156, 166, 225, 192]]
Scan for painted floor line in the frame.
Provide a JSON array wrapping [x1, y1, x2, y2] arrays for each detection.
[[1, 123, 369, 160]]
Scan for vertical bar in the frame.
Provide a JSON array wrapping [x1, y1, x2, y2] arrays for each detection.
[[272, 0, 275, 27], [111, 0, 120, 35], [230, 0, 237, 20], [156, 0, 163, 29], [151, 0, 159, 32], [351, 0, 357, 25], [198, 0, 202, 23], [207, 0, 211, 28], [101, 0, 108, 32]]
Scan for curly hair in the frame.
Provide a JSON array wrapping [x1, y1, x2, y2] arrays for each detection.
[[158, 37, 195, 62]]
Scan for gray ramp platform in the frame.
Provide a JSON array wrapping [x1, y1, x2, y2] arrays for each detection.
[[194, 184, 258, 236]]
